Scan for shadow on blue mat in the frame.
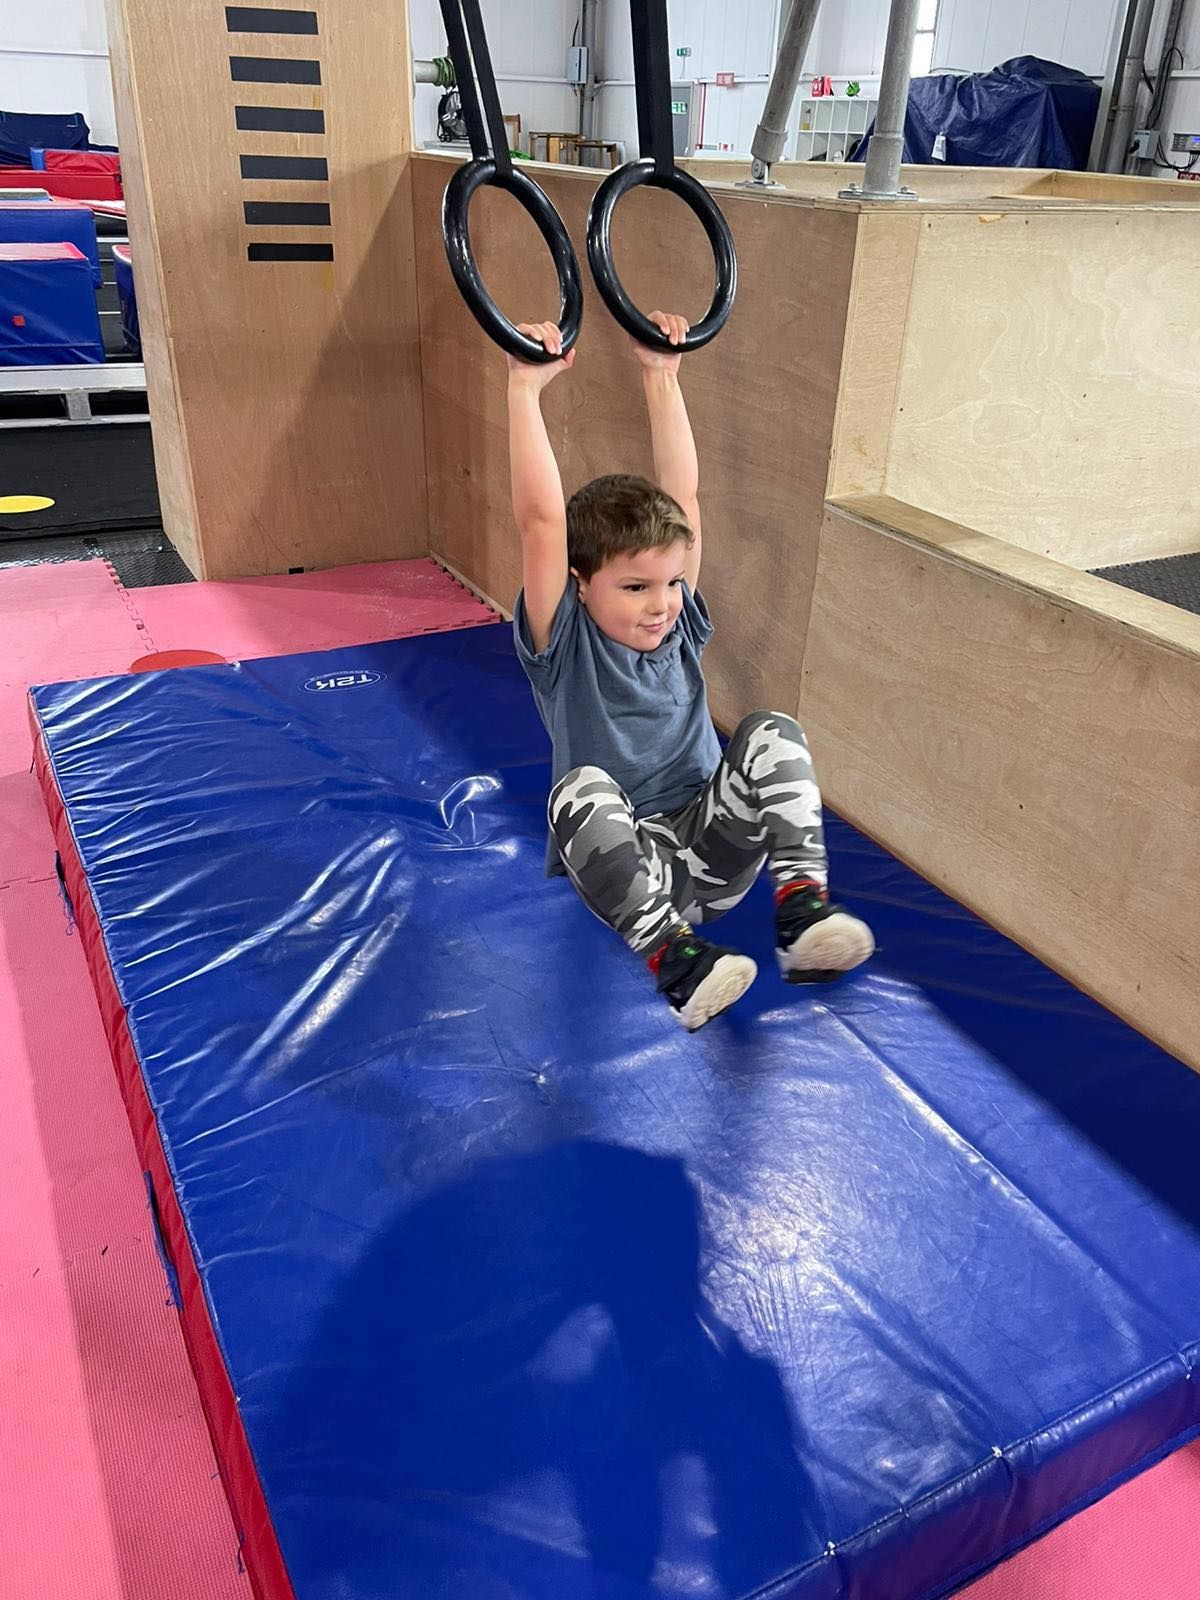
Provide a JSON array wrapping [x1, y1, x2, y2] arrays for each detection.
[[265, 1139, 822, 1598]]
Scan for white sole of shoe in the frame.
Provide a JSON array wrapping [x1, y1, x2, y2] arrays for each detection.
[[777, 911, 875, 980], [675, 953, 758, 1031]]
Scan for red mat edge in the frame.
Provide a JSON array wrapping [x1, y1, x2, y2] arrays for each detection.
[[28, 693, 294, 1600]]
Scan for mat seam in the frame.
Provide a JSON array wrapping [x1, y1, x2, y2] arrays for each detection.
[[428, 554, 504, 620], [101, 556, 158, 654], [0, 869, 57, 890]]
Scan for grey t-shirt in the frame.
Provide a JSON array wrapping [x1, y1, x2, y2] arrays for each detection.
[[513, 578, 723, 875]]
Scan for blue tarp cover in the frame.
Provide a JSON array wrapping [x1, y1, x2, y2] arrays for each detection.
[[855, 56, 1100, 169], [0, 110, 91, 167]]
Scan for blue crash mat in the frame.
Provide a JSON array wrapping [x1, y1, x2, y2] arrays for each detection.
[[0, 200, 102, 283], [30, 624, 1200, 1600]]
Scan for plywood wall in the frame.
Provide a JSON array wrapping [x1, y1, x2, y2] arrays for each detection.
[[107, 0, 428, 578], [802, 497, 1200, 1072], [828, 211, 921, 499], [879, 209, 1200, 570], [681, 159, 1052, 199], [413, 155, 860, 727], [1017, 171, 1200, 204]]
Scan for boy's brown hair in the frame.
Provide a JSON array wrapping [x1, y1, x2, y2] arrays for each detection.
[[566, 474, 694, 580]]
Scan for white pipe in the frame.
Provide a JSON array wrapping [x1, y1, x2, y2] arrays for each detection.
[[594, 77, 773, 88], [414, 63, 575, 88], [579, 0, 600, 139], [0, 46, 109, 60]]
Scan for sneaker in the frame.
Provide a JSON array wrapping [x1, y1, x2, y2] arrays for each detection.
[[649, 929, 758, 1031], [775, 882, 875, 985]]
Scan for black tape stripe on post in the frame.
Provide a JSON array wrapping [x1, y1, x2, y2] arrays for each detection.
[[229, 56, 320, 84], [235, 105, 325, 133]]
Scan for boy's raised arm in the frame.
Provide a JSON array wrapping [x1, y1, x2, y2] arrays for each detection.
[[636, 311, 702, 592], [507, 321, 573, 653]]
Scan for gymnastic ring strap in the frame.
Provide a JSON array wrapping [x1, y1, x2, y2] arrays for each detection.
[[586, 160, 737, 353], [443, 159, 584, 363], [438, 0, 510, 176]]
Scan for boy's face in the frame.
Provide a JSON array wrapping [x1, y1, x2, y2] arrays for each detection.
[[573, 541, 689, 653]]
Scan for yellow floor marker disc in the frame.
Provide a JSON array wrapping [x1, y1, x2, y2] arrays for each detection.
[[0, 494, 56, 514]]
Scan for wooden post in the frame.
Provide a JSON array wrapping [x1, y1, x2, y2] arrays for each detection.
[[106, 0, 428, 578]]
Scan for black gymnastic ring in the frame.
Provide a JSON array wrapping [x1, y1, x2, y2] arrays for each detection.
[[586, 159, 737, 352], [443, 158, 583, 363]]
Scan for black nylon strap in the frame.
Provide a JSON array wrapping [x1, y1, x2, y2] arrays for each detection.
[[631, 0, 675, 175], [438, 0, 498, 168], [460, 0, 513, 178]]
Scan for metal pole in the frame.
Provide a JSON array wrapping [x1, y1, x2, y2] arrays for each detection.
[[1087, 0, 1140, 171], [579, 0, 601, 138], [742, 0, 823, 186], [839, 0, 919, 201], [1107, 0, 1156, 172]]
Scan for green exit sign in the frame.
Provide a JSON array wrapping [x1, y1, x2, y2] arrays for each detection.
[[671, 100, 688, 115], [676, 46, 691, 56]]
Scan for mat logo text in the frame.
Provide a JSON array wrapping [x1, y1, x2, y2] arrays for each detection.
[[302, 670, 386, 693]]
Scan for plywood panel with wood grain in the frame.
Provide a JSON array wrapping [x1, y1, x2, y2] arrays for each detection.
[[1018, 170, 1200, 204], [681, 159, 1052, 201], [882, 209, 1200, 570], [801, 497, 1200, 1071], [106, 0, 428, 578], [105, 0, 201, 574], [413, 152, 860, 727], [828, 211, 920, 498]]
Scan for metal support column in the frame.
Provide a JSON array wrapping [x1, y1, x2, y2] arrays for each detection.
[[579, 0, 601, 138], [1107, 0, 1157, 172], [838, 0, 920, 201], [1087, 0, 1141, 171], [741, 0, 823, 187]]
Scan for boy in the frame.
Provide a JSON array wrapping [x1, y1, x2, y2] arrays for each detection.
[[509, 312, 874, 1031]]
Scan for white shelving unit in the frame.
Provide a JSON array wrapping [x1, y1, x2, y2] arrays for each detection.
[[792, 95, 878, 163]]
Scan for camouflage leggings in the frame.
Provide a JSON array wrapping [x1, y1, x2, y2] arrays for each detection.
[[548, 712, 828, 955]]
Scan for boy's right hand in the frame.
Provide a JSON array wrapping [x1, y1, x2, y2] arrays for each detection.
[[506, 321, 575, 389]]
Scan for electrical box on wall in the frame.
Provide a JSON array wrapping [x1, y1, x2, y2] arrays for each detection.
[[566, 46, 588, 86], [1171, 132, 1200, 153]]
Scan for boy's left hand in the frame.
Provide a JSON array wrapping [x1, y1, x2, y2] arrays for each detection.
[[632, 311, 690, 373]]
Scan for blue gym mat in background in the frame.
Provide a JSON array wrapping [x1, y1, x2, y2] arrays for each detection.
[[0, 198, 102, 283], [30, 623, 1200, 1600], [0, 243, 104, 364]]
